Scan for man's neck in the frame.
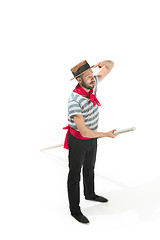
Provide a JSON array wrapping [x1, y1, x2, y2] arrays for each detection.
[[79, 84, 90, 93]]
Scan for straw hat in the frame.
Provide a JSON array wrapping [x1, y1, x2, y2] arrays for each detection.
[[70, 60, 95, 81]]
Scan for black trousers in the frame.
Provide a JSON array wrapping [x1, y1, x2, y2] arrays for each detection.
[[67, 132, 97, 215]]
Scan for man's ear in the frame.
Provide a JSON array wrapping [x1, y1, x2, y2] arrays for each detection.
[[76, 77, 82, 84]]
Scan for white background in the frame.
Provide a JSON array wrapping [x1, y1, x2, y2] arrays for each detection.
[[1, 0, 160, 239]]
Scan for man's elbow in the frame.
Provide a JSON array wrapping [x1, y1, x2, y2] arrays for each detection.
[[80, 129, 88, 138]]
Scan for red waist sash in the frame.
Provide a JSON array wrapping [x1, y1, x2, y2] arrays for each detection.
[[63, 125, 91, 150]]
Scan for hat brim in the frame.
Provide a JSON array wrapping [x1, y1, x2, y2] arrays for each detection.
[[70, 65, 95, 81]]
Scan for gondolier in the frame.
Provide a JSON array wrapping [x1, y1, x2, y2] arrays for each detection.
[[63, 59, 117, 224]]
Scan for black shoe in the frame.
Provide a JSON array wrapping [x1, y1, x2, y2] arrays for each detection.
[[85, 195, 108, 203], [71, 213, 90, 224]]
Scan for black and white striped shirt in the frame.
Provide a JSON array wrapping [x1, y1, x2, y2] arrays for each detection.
[[68, 75, 99, 131]]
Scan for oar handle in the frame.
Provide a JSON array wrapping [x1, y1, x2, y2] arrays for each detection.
[[114, 127, 136, 135]]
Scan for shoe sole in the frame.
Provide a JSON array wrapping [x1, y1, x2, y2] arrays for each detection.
[[71, 215, 90, 224], [85, 198, 109, 203]]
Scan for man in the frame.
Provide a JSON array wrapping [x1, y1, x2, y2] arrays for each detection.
[[63, 60, 117, 224]]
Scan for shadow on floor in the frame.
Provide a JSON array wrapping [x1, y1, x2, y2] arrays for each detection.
[[40, 151, 160, 221], [82, 178, 160, 222]]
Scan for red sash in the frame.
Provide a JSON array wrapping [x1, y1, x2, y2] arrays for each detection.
[[63, 125, 91, 150]]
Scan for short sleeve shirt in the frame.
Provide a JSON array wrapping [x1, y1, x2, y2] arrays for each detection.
[[68, 75, 99, 131]]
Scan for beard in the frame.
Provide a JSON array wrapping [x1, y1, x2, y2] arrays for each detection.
[[81, 79, 94, 89]]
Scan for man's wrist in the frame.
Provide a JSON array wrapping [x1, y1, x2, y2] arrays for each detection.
[[101, 60, 114, 71], [103, 60, 113, 66]]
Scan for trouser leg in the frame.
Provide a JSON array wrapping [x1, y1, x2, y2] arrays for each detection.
[[67, 133, 88, 214], [83, 138, 97, 198], [67, 156, 83, 214]]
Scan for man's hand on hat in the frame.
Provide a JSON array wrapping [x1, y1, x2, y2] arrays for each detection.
[[93, 62, 103, 69], [93, 60, 114, 70]]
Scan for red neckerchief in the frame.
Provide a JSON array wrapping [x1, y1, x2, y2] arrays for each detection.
[[73, 84, 101, 107]]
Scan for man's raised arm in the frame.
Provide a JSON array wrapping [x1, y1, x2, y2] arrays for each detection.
[[93, 60, 114, 83]]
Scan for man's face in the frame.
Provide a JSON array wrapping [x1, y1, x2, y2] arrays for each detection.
[[78, 69, 95, 90]]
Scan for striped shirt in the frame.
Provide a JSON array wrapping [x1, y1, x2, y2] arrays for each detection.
[[68, 75, 99, 131]]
